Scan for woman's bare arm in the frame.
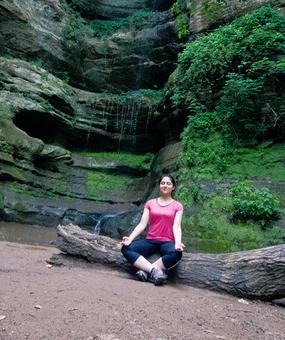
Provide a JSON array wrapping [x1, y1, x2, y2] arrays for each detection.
[[172, 210, 185, 251], [120, 208, 149, 246]]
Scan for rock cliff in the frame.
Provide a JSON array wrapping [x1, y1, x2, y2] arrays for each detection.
[[0, 0, 283, 231]]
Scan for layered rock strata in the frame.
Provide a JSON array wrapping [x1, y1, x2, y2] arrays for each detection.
[[0, 0, 180, 93], [0, 57, 161, 151], [188, 0, 285, 33]]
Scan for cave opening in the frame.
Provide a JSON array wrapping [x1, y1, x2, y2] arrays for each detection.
[[13, 110, 70, 148], [12, 110, 161, 154]]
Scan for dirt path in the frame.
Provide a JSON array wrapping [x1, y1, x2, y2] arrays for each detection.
[[0, 241, 284, 340]]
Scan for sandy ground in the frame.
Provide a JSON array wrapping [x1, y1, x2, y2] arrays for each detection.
[[0, 241, 285, 340]]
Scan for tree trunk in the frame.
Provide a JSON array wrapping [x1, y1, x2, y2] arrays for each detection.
[[56, 224, 285, 301]]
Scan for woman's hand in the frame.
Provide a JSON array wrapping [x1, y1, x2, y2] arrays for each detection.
[[120, 236, 132, 246], [175, 242, 185, 252]]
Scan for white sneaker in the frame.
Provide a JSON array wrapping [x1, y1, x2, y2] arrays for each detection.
[[149, 268, 168, 286]]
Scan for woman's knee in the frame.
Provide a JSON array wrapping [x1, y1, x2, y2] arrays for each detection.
[[121, 245, 130, 257], [162, 250, 182, 269]]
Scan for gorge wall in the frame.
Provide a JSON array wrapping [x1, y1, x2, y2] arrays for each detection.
[[0, 0, 283, 235]]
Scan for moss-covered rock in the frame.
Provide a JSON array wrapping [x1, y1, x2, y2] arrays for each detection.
[[0, 57, 162, 152], [186, 0, 284, 34], [0, 0, 180, 93], [0, 118, 44, 160]]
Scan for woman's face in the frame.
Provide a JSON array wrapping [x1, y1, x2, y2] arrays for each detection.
[[159, 176, 175, 196]]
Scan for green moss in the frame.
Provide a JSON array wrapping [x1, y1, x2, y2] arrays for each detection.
[[0, 139, 12, 153], [183, 215, 285, 253], [86, 171, 134, 200], [172, 0, 225, 39], [225, 143, 285, 181], [14, 201, 27, 212], [200, 0, 224, 24], [40, 99, 54, 112], [0, 164, 25, 181], [10, 181, 72, 200], [99, 89, 164, 106], [0, 103, 13, 119], [181, 192, 285, 253], [80, 151, 154, 170], [179, 134, 285, 182]]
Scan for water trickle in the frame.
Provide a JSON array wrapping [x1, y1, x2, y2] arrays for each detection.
[[116, 103, 120, 131], [118, 102, 127, 151], [93, 213, 118, 236], [145, 104, 153, 131]]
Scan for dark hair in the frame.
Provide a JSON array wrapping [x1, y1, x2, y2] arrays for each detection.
[[158, 173, 176, 187]]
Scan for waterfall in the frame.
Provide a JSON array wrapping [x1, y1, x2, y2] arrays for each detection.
[[93, 213, 117, 235]]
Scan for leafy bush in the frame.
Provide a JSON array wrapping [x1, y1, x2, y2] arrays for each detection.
[[230, 181, 283, 226], [179, 131, 232, 181], [183, 212, 285, 253], [171, 7, 285, 144], [171, 0, 189, 40], [180, 188, 285, 253]]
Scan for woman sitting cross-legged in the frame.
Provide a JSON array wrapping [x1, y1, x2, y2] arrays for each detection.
[[120, 173, 184, 285]]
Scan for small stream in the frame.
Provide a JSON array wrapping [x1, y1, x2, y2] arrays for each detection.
[[0, 221, 57, 246], [0, 220, 233, 253]]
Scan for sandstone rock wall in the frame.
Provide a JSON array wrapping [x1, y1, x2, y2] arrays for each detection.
[[68, 0, 175, 19], [0, 0, 180, 93], [0, 0, 284, 229], [188, 0, 285, 33], [0, 57, 161, 152]]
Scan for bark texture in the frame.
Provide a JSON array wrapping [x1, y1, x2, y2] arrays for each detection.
[[56, 224, 285, 301]]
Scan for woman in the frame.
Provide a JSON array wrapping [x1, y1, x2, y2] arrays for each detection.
[[121, 173, 184, 285]]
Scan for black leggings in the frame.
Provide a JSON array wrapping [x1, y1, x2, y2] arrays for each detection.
[[121, 239, 182, 269]]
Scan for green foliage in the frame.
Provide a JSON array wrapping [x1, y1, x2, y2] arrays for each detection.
[[179, 131, 232, 181], [172, 0, 189, 39], [176, 181, 203, 207], [230, 181, 283, 226], [11, 183, 67, 200], [79, 151, 154, 170], [40, 100, 54, 112], [57, 71, 70, 84], [225, 143, 285, 181], [171, 7, 285, 144], [199, 0, 224, 24], [87, 171, 134, 200], [180, 117, 285, 182], [61, 1, 91, 53], [181, 189, 285, 253], [0, 139, 11, 153], [30, 59, 44, 70], [90, 19, 126, 38], [89, 10, 155, 38]]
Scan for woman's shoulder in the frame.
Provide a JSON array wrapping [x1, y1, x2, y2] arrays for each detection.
[[173, 199, 184, 211], [144, 198, 156, 208]]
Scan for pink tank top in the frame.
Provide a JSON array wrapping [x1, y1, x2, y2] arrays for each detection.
[[145, 198, 183, 242]]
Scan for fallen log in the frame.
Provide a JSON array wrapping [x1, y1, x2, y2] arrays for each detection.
[[56, 224, 285, 301]]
